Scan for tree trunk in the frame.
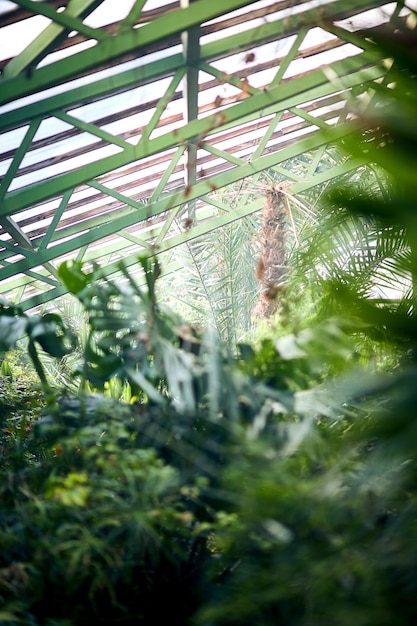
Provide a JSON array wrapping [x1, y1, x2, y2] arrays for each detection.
[[253, 188, 288, 320]]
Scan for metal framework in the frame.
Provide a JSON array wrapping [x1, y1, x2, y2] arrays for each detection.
[[0, 0, 409, 310]]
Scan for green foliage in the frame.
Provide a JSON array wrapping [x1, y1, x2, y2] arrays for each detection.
[[2, 243, 416, 624], [1, 18, 417, 626], [196, 19, 417, 626], [0, 395, 213, 624], [3, 255, 343, 624], [0, 354, 44, 473], [0, 300, 77, 393], [1, 254, 362, 624], [158, 211, 260, 348]]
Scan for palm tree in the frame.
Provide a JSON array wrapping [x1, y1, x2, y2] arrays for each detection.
[[158, 195, 261, 349]]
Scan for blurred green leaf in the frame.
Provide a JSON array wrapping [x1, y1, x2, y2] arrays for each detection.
[[58, 260, 91, 296], [0, 316, 27, 351]]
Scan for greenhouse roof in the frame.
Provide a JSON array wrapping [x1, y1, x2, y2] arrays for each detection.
[[0, 0, 413, 309]]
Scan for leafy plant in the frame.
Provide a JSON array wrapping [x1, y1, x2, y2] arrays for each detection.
[[0, 300, 77, 394], [195, 17, 417, 626], [159, 211, 261, 348], [1, 16, 417, 626]]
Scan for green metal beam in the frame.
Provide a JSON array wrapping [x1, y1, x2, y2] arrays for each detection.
[[0, 54, 184, 134], [15, 285, 68, 309], [201, 143, 247, 167], [154, 206, 183, 246], [199, 195, 234, 213], [0, 0, 384, 136], [19, 258, 185, 311], [0, 216, 34, 251], [0, 214, 58, 278], [197, 0, 382, 66], [0, 0, 396, 310], [307, 145, 328, 177], [0, 52, 386, 218], [17, 269, 59, 287], [14, 151, 369, 312], [8, 0, 108, 43], [118, 232, 153, 251], [138, 69, 186, 145], [289, 107, 333, 131], [1, 261, 61, 292], [181, 0, 200, 217], [0, 120, 364, 283], [117, 0, 148, 33], [270, 28, 308, 88], [38, 189, 73, 251], [87, 181, 147, 212], [2, 0, 104, 78], [0, 0, 385, 112], [198, 62, 261, 96], [54, 110, 133, 150], [0, 117, 42, 201], [150, 146, 186, 202], [289, 156, 369, 195], [0, 0, 259, 107]]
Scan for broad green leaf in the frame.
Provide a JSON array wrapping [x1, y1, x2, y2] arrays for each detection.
[[28, 314, 77, 358], [58, 260, 91, 295], [0, 316, 27, 351]]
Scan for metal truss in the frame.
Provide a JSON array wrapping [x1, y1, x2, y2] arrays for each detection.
[[0, 0, 405, 309]]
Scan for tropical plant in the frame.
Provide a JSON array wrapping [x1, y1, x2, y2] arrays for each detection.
[[1, 254, 351, 625], [0, 299, 77, 395], [0, 241, 413, 626], [159, 209, 261, 348], [36, 299, 90, 392], [195, 17, 417, 626], [1, 16, 417, 626]]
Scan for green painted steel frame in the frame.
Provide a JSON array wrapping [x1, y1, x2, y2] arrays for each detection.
[[0, 0, 398, 308]]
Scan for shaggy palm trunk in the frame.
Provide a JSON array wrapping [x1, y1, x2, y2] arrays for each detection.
[[253, 188, 288, 319]]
